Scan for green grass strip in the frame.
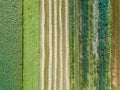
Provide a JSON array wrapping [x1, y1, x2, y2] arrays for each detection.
[[23, 0, 40, 90], [74, 0, 80, 90], [0, 0, 23, 90], [105, 0, 112, 90], [87, 0, 98, 90], [70, 0, 75, 89]]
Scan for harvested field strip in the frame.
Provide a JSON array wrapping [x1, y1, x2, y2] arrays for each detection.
[[40, 0, 45, 90], [59, 0, 63, 90], [65, 0, 70, 89], [48, 0, 52, 90], [40, 0, 70, 90]]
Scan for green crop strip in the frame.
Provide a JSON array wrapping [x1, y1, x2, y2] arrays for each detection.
[[74, 0, 80, 90], [104, 0, 112, 90], [70, 0, 75, 89], [80, 0, 89, 89], [92, 0, 99, 89], [79, 1, 82, 90], [87, 0, 98, 89], [0, 0, 23, 90], [23, 0, 40, 90], [97, 0, 111, 90]]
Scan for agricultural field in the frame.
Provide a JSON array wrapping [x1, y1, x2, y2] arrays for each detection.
[[0, 0, 120, 90]]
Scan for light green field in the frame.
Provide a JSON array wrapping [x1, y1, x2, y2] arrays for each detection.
[[23, 0, 40, 90]]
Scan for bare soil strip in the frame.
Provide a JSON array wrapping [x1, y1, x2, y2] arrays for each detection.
[[112, 0, 120, 90]]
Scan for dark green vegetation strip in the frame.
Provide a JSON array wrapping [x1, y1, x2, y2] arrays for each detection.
[[23, 0, 40, 90], [0, 0, 23, 90], [80, 0, 89, 89], [98, 0, 111, 90], [70, 0, 75, 90]]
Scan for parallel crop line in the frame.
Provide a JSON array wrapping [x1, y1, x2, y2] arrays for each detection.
[[40, 0, 45, 90], [48, 0, 53, 90], [93, 0, 99, 60], [53, 0, 58, 90], [65, 0, 70, 90], [59, 0, 63, 90], [92, 0, 99, 89]]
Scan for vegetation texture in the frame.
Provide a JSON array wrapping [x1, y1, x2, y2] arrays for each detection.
[[70, 0, 111, 90], [0, 0, 117, 90], [0, 0, 23, 90], [23, 0, 40, 90]]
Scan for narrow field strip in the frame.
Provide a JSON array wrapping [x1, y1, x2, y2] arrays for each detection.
[[23, 0, 40, 90], [48, 0, 53, 90], [112, 0, 120, 90], [74, 0, 80, 90], [88, 0, 96, 89], [40, 0, 45, 90], [61, 1, 66, 90], [70, 0, 75, 89], [59, 0, 63, 90], [97, 0, 111, 90], [92, 0, 99, 89], [65, 0, 70, 90], [80, 1, 89, 89], [53, 0, 58, 90]]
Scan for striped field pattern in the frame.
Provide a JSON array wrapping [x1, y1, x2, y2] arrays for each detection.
[[1, 0, 120, 90], [39, 0, 111, 90], [40, 0, 70, 90]]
